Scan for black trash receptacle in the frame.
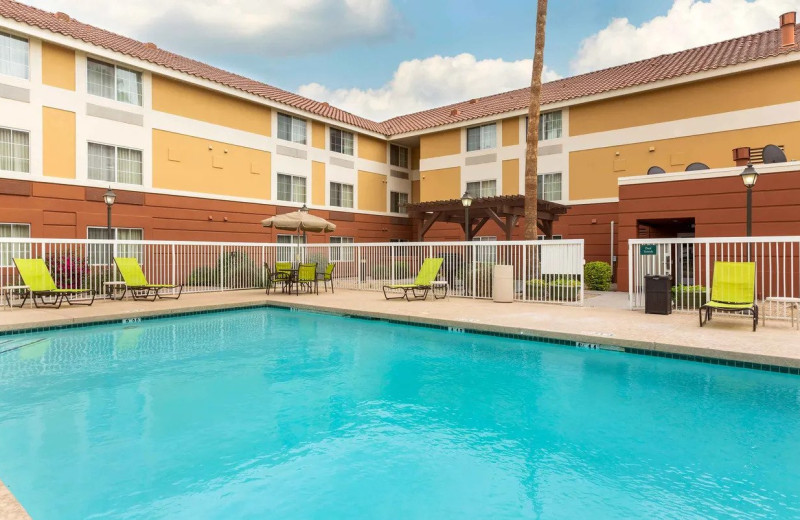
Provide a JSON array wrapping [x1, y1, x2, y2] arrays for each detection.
[[644, 275, 672, 315]]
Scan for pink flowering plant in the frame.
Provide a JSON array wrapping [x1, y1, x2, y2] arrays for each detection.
[[46, 252, 90, 289]]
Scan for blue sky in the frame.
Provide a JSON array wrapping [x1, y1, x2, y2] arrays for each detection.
[[26, 0, 797, 120]]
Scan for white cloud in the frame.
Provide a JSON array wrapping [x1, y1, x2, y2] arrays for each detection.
[[571, 0, 798, 74], [298, 53, 562, 121], [25, 0, 402, 56]]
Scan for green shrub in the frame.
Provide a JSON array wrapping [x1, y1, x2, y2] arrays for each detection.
[[671, 284, 707, 308], [584, 261, 612, 291], [371, 261, 411, 280], [459, 262, 494, 298], [549, 277, 582, 301], [525, 279, 548, 300]]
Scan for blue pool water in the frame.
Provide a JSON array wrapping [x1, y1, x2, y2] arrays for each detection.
[[1, 309, 800, 519]]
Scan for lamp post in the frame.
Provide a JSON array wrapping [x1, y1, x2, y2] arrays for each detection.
[[740, 163, 759, 237], [461, 191, 473, 242], [103, 187, 116, 276]]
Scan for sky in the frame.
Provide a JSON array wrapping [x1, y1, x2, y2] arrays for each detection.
[[23, 0, 800, 121]]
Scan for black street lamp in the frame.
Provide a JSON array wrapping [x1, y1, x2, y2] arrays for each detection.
[[740, 163, 759, 237], [103, 187, 116, 274], [461, 191, 473, 241]]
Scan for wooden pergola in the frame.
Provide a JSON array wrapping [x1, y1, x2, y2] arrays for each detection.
[[405, 195, 568, 241]]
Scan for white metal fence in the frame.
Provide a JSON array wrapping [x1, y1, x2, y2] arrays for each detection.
[[1, 238, 585, 307], [629, 237, 800, 319]]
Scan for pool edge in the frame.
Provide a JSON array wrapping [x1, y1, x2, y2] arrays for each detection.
[[0, 479, 31, 520]]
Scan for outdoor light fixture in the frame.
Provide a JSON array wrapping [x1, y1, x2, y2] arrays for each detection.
[[299, 203, 309, 213], [740, 163, 759, 237], [461, 191, 473, 241], [104, 186, 116, 274]]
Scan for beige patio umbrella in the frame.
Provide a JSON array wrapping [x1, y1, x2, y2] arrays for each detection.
[[261, 204, 336, 241]]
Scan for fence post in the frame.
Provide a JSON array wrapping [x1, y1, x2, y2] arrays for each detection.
[[628, 241, 634, 310], [580, 242, 585, 306], [471, 242, 476, 299], [391, 244, 396, 285], [220, 245, 225, 292], [704, 242, 711, 297], [171, 244, 176, 287], [357, 246, 362, 291]]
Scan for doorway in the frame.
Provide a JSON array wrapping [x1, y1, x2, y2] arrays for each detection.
[[637, 218, 696, 285]]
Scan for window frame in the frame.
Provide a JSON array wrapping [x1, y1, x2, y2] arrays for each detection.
[[87, 142, 143, 185], [0, 31, 29, 80], [276, 234, 306, 262], [86, 57, 143, 106], [389, 144, 409, 168], [0, 126, 30, 173], [276, 173, 307, 203], [329, 182, 354, 208], [526, 111, 563, 141], [473, 236, 497, 263], [329, 127, 354, 156], [0, 222, 31, 267], [277, 112, 308, 145], [466, 123, 497, 152], [390, 191, 408, 214], [86, 226, 144, 266], [329, 236, 354, 262], [465, 179, 497, 198], [537, 172, 562, 202]]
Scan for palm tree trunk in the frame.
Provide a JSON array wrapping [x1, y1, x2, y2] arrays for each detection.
[[524, 0, 548, 239]]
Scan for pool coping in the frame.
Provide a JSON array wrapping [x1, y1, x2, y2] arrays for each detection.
[[2, 298, 799, 375], [0, 479, 30, 520]]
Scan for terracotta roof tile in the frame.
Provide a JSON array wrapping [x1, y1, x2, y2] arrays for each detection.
[[2, 0, 798, 136]]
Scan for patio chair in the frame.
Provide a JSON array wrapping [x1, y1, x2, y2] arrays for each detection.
[[294, 263, 318, 295], [317, 263, 336, 293], [13, 258, 95, 309], [114, 257, 183, 301], [383, 258, 444, 301], [265, 263, 291, 295], [699, 261, 758, 331]]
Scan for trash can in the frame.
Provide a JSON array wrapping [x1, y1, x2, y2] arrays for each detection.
[[644, 275, 672, 315], [493, 264, 514, 303]]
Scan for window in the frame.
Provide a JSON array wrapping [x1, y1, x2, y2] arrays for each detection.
[[537, 172, 562, 201], [330, 236, 354, 262], [466, 123, 496, 152], [537, 235, 563, 240], [0, 31, 28, 79], [277, 174, 307, 203], [329, 128, 354, 155], [390, 191, 408, 213], [87, 58, 142, 106], [466, 180, 497, 198], [0, 223, 30, 267], [330, 182, 354, 208], [390, 144, 409, 168], [277, 234, 305, 262], [87, 227, 143, 265], [525, 111, 563, 141], [0, 128, 29, 173], [473, 236, 497, 263], [88, 143, 143, 185], [277, 113, 307, 144]]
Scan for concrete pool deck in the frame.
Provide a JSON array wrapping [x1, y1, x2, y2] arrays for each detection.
[[1, 289, 798, 516], [1, 288, 798, 368]]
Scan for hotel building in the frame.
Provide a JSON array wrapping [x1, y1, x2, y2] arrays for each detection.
[[1, 1, 799, 286]]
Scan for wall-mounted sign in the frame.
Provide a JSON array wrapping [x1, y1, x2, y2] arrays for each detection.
[[639, 244, 658, 255]]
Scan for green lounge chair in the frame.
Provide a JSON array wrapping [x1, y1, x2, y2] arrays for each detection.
[[699, 261, 759, 331], [114, 257, 182, 301], [317, 263, 336, 293], [383, 258, 443, 301], [13, 258, 95, 308]]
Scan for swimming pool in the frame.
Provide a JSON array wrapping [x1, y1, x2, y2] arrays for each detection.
[[1, 308, 799, 519]]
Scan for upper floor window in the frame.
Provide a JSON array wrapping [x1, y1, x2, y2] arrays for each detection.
[[330, 182, 354, 208], [0, 31, 29, 79], [0, 127, 30, 173], [277, 113, 307, 144], [0, 223, 30, 267], [526, 111, 563, 141], [277, 173, 306, 203], [87, 58, 142, 106], [390, 191, 408, 213], [390, 144, 409, 168], [466, 123, 496, 152], [466, 179, 496, 198], [537, 172, 562, 201], [330, 128, 354, 155], [88, 143, 143, 185]]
